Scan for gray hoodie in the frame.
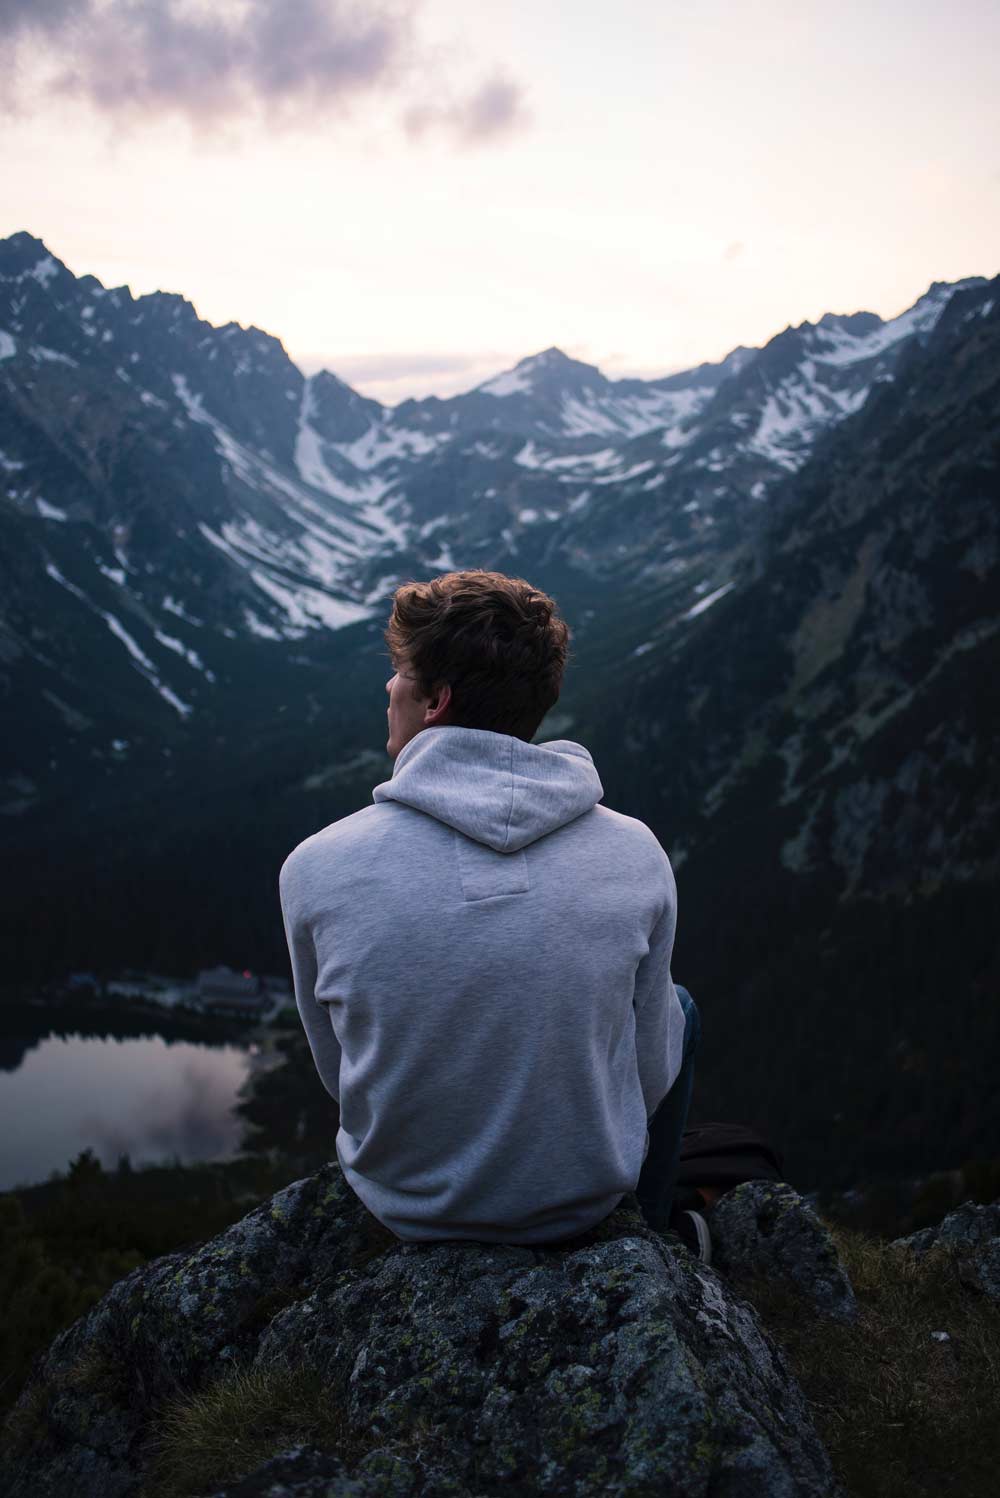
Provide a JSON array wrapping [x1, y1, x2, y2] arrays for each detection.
[[279, 726, 684, 1243]]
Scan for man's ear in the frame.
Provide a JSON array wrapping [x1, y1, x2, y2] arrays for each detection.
[[423, 682, 452, 726]]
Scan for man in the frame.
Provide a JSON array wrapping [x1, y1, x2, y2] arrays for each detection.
[[279, 569, 706, 1255]]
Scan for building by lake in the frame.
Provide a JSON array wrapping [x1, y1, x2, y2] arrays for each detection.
[[196, 967, 272, 1019], [64, 966, 293, 1022]]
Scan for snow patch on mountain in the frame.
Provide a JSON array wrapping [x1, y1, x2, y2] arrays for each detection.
[[153, 629, 215, 681], [514, 442, 621, 474], [243, 608, 284, 640], [594, 459, 656, 486], [294, 380, 340, 490], [294, 381, 406, 548], [44, 561, 88, 602], [28, 255, 58, 288], [162, 595, 204, 626], [32, 345, 77, 367], [247, 567, 374, 634], [197, 521, 374, 636], [102, 612, 157, 673], [479, 367, 532, 397], [747, 368, 869, 470], [683, 581, 736, 619], [513, 440, 545, 469], [171, 373, 207, 421], [560, 386, 709, 440], [333, 421, 447, 471], [811, 292, 949, 367], [427, 542, 457, 570], [36, 498, 69, 521], [45, 561, 192, 716], [166, 373, 402, 628]]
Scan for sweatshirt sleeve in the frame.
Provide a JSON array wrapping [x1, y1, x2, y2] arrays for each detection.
[[279, 855, 342, 1103], [631, 874, 683, 1120]]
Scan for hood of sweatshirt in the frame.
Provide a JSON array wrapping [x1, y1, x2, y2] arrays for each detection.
[[372, 726, 604, 853]]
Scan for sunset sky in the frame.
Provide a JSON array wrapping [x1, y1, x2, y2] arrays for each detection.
[[3, 0, 998, 402]]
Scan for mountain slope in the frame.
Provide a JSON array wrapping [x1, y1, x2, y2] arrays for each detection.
[[575, 279, 1000, 1183]]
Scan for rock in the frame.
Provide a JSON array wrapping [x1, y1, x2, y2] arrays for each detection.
[[201, 1444, 448, 1497], [892, 1199, 1000, 1300], [2, 1165, 841, 1498], [708, 1182, 858, 1322]]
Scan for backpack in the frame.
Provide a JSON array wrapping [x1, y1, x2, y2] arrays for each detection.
[[677, 1123, 784, 1190]]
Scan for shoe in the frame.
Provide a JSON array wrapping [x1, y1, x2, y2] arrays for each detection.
[[668, 1207, 712, 1264]]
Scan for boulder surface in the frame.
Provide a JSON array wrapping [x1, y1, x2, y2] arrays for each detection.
[[709, 1182, 858, 1322], [892, 1199, 1000, 1301], [2, 1165, 843, 1497]]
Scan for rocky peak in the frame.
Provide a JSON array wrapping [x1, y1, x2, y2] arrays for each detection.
[[308, 368, 385, 445], [520, 344, 596, 375], [477, 346, 608, 399], [0, 232, 71, 288], [815, 310, 883, 337]]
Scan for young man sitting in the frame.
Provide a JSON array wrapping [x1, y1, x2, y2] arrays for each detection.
[[279, 569, 707, 1257]]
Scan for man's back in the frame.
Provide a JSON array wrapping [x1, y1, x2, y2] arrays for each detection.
[[279, 725, 685, 1243]]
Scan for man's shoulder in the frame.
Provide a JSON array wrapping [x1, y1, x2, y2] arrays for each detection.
[[585, 804, 676, 885], [590, 803, 658, 836], [279, 802, 396, 892], [590, 803, 671, 852]]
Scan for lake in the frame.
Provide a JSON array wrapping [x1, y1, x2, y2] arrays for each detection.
[[0, 1008, 256, 1191]]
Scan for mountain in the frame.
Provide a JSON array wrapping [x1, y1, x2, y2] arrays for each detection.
[[576, 280, 1000, 1183], [3, 227, 980, 821], [2, 229, 997, 1188]]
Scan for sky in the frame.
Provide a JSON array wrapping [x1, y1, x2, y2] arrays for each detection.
[[2, 0, 998, 404]]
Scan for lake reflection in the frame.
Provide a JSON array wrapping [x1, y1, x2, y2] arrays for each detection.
[[0, 1030, 252, 1190]]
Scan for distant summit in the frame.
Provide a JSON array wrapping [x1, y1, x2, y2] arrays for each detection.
[[0, 231, 76, 294], [476, 346, 607, 400]]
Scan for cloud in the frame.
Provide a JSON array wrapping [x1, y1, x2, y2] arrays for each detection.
[[0, 0, 87, 39], [404, 72, 527, 145], [0, 0, 527, 146]]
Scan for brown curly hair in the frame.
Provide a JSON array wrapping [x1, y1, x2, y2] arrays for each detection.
[[384, 569, 571, 742]]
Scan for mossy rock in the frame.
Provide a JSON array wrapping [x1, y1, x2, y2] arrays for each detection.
[[1, 1167, 840, 1497]]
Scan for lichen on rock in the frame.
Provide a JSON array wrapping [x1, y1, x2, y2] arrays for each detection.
[[1, 1165, 843, 1497]]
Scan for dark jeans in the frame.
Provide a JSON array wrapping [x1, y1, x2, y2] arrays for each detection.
[[634, 985, 699, 1233]]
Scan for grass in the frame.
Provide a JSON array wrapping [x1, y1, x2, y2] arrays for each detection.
[[141, 1361, 369, 1498], [743, 1228, 1000, 1498]]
